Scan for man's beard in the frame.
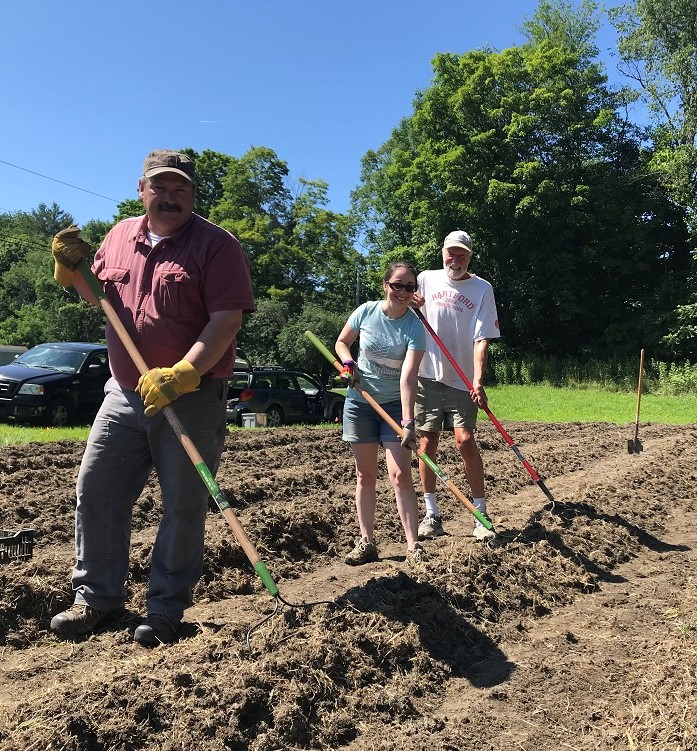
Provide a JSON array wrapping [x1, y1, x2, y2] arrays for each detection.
[[445, 263, 468, 281]]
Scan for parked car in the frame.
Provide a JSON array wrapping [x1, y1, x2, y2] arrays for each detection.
[[227, 366, 345, 427], [0, 342, 110, 427]]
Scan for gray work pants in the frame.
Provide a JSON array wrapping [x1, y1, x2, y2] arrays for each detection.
[[71, 376, 228, 620]]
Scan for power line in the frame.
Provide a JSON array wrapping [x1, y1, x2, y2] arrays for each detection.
[[0, 159, 119, 203]]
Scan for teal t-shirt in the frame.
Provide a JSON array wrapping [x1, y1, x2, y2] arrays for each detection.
[[346, 301, 425, 404]]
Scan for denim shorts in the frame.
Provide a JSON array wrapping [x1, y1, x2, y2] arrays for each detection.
[[342, 397, 402, 444], [415, 377, 478, 431]]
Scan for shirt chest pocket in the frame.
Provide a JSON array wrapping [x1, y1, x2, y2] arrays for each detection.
[[101, 267, 130, 287], [154, 270, 201, 318]]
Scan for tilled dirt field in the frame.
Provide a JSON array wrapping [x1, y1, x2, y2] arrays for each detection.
[[0, 420, 695, 751]]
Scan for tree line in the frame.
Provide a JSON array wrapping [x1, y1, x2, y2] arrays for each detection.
[[0, 0, 694, 382]]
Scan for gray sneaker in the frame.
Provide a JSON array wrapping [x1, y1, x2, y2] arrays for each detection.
[[50, 604, 123, 636], [406, 542, 428, 567], [345, 536, 379, 566], [472, 513, 496, 540], [134, 614, 180, 646], [418, 514, 445, 540]]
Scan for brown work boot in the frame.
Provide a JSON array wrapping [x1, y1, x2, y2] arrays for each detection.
[[50, 603, 123, 636]]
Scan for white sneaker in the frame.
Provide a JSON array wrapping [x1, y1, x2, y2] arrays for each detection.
[[418, 515, 445, 540], [472, 513, 496, 540]]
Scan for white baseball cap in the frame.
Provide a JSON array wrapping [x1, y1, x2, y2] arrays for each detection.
[[442, 230, 473, 251]]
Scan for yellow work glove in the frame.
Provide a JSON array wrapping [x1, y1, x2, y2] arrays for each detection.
[[136, 360, 201, 417], [51, 225, 92, 287]]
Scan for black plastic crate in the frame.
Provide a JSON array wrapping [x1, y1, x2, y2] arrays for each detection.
[[0, 529, 34, 562]]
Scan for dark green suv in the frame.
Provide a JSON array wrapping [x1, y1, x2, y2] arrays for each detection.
[[227, 366, 345, 427]]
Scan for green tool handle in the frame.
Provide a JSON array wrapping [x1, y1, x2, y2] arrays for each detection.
[[76, 259, 279, 597], [304, 330, 492, 530]]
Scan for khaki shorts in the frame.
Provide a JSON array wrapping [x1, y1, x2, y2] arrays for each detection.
[[415, 378, 478, 432]]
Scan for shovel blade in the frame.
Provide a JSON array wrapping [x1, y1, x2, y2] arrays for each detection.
[[627, 438, 643, 454]]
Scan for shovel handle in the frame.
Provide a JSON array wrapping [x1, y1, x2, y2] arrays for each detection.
[[76, 260, 279, 597], [634, 348, 645, 441]]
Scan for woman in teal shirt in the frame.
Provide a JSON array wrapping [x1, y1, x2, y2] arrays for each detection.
[[335, 261, 426, 567]]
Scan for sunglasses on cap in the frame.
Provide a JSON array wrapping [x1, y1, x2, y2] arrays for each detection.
[[386, 281, 418, 293]]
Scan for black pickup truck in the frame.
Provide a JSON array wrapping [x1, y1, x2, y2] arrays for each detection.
[[0, 342, 110, 427]]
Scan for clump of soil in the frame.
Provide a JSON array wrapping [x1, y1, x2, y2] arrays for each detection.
[[1, 421, 695, 750]]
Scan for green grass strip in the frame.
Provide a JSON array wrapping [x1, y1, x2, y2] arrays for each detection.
[[485, 385, 697, 425], [0, 386, 693, 446]]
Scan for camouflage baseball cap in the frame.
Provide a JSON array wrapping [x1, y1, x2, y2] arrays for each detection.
[[142, 149, 195, 183]]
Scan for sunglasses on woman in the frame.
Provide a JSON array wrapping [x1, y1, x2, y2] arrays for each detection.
[[386, 281, 418, 293]]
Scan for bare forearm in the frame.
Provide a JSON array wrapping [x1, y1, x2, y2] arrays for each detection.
[[400, 350, 424, 420], [472, 339, 489, 389], [336, 324, 358, 364], [184, 310, 243, 375]]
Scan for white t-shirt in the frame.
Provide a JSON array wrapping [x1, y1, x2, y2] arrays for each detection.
[[417, 269, 500, 390]]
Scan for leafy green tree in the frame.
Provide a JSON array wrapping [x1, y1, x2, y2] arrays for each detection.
[[661, 287, 697, 362], [353, 21, 692, 358], [81, 219, 114, 248], [11, 203, 74, 238], [610, 0, 697, 213], [236, 298, 350, 381], [238, 298, 291, 366], [0, 210, 104, 346], [113, 198, 144, 223], [51, 299, 106, 343], [275, 303, 350, 382], [211, 146, 360, 312], [182, 148, 234, 218], [521, 0, 600, 60], [0, 227, 35, 276]]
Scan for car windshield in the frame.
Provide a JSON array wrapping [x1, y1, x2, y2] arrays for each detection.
[[297, 375, 320, 395], [15, 345, 87, 374]]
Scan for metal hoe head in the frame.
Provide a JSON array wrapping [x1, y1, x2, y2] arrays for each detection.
[[627, 437, 643, 454]]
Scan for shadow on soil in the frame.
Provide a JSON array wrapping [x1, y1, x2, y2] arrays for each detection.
[[341, 572, 516, 688]]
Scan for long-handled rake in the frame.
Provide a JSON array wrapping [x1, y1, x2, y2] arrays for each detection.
[[76, 260, 335, 642], [304, 330, 494, 533], [410, 308, 558, 509]]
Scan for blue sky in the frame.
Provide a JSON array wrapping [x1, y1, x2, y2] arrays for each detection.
[[1, 1, 622, 227]]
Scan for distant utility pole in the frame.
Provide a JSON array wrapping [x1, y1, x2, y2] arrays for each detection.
[[355, 266, 361, 308]]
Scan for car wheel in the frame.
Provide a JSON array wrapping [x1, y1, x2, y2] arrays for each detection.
[[265, 404, 284, 427], [330, 401, 344, 423], [44, 398, 72, 428]]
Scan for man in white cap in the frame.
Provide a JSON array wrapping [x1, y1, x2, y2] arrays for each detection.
[[412, 230, 500, 541]]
